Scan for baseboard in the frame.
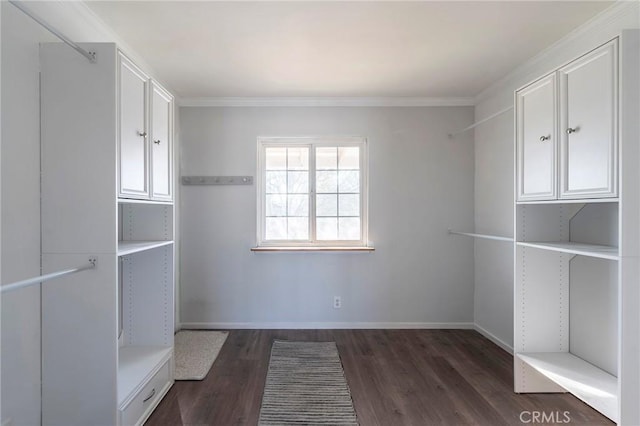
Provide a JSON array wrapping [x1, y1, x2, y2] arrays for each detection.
[[474, 323, 513, 354], [179, 321, 475, 330]]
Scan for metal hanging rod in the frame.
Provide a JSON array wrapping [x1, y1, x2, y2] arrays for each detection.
[[448, 105, 513, 138], [8, 0, 96, 63], [1, 257, 97, 294], [448, 229, 514, 242]]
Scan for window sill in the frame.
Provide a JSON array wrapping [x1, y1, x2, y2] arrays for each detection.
[[251, 246, 375, 252]]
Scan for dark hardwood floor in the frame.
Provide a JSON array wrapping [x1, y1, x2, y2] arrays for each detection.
[[146, 330, 612, 426]]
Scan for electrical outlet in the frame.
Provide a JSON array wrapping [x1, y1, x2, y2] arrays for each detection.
[[333, 296, 341, 309]]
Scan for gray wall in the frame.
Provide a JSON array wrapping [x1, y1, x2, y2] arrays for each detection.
[[472, 2, 639, 351], [179, 106, 475, 327], [2, 4, 53, 424]]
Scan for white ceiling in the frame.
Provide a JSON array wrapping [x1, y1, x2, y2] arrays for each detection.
[[85, 1, 613, 99]]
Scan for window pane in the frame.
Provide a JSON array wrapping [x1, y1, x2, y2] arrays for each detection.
[[316, 171, 337, 193], [266, 171, 286, 193], [338, 147, 359, 169], [316, 194, 337, 216], [338, 194, 359, 216], [265, 217, 287, 240], [317, 217, 338, 240], [338, 170, 359, 193], [266, 194, 286, 216], [287, 171, 308, 194], [288, 147, 309, 170], [288, 217, 309, 240], [265, 147, 286, 170], [288, 194, 308, 217], [316, 147, 337, 170], [338, 217, 360, 240]]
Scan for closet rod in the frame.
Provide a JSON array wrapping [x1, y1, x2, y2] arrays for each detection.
[[448, 105, 513, 138], [9, 0, 96, 63], [1, 258, 96, 294], [448, 230, 514, 242]]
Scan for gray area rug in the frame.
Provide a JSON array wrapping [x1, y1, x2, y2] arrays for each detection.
[[174, 330, 228, 380], [259, 340, 359, 425]]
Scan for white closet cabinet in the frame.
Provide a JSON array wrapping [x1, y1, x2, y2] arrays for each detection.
[[118, 53, 174, 201], [150, 81, 173, 200], [516, 73, 557, 200], [516, 39, 617, 201], [40, 43, 175, 426], [119, 55, 149, 199], [559, 41, 617, 199], [514, 31, 639, 425]]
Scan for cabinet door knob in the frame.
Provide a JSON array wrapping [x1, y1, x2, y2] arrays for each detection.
[[539, 135, 550, 141], [566, 127, 579, 134], [154, 139, 161, 145], [137, 131, 147, 137]]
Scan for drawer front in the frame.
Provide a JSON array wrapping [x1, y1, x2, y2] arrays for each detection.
[[120, 360, 171, 426]]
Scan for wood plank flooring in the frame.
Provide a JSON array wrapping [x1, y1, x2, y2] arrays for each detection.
[[146, 330, 612, 425]]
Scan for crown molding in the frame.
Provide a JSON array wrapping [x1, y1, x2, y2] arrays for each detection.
[[178, 96, 475, 107], [475, 1, 640, 104]]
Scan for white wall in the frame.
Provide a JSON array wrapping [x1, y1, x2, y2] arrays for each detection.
[[179, 106, 475, 327], [0, 2, 162, 424], [473, 1, 640, 351], [1, 4, 54, 424]]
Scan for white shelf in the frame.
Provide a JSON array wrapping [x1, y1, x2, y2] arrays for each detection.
[[516, 198, 619, 205], [517, 352, 618, 422], [118, 197, 173, 206], [118, 240, 174, 256], [516, 241, 619, 260], [118, 346, 172, 407]]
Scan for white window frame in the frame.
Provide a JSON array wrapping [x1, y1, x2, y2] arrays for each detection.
[[257, 136, 369, 248]]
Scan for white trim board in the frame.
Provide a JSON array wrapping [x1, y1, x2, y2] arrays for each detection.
[[474, 323, 514, 354], [178, 97, 475, 108], [180, 322, 475, 330]]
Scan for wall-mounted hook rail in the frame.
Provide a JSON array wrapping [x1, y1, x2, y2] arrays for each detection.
[[182, 176, 254, 185]]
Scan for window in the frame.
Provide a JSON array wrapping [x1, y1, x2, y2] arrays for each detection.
[[257, 137, 368, 248]]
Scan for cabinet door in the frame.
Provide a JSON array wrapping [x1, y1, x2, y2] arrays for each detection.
[[516, 73, 557, 201], [150, 82, 173, 201], [119, 54, 149, 198], [559, 40, 618, 199]]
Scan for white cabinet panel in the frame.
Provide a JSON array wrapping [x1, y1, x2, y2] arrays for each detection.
[[150, 82, 173, 200], [560, 40, 617, 199], [41, 43, 175, 426], [517, 74, 557, 201], [119, 54, 149, 198]]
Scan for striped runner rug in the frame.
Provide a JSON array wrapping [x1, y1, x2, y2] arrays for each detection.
[[258, 340, 359, 425]]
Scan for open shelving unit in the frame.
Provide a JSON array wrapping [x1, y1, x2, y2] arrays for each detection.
[[514, 201, 621, 421], [513, 30, 640, 425], [117, 200, 175, 423]]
